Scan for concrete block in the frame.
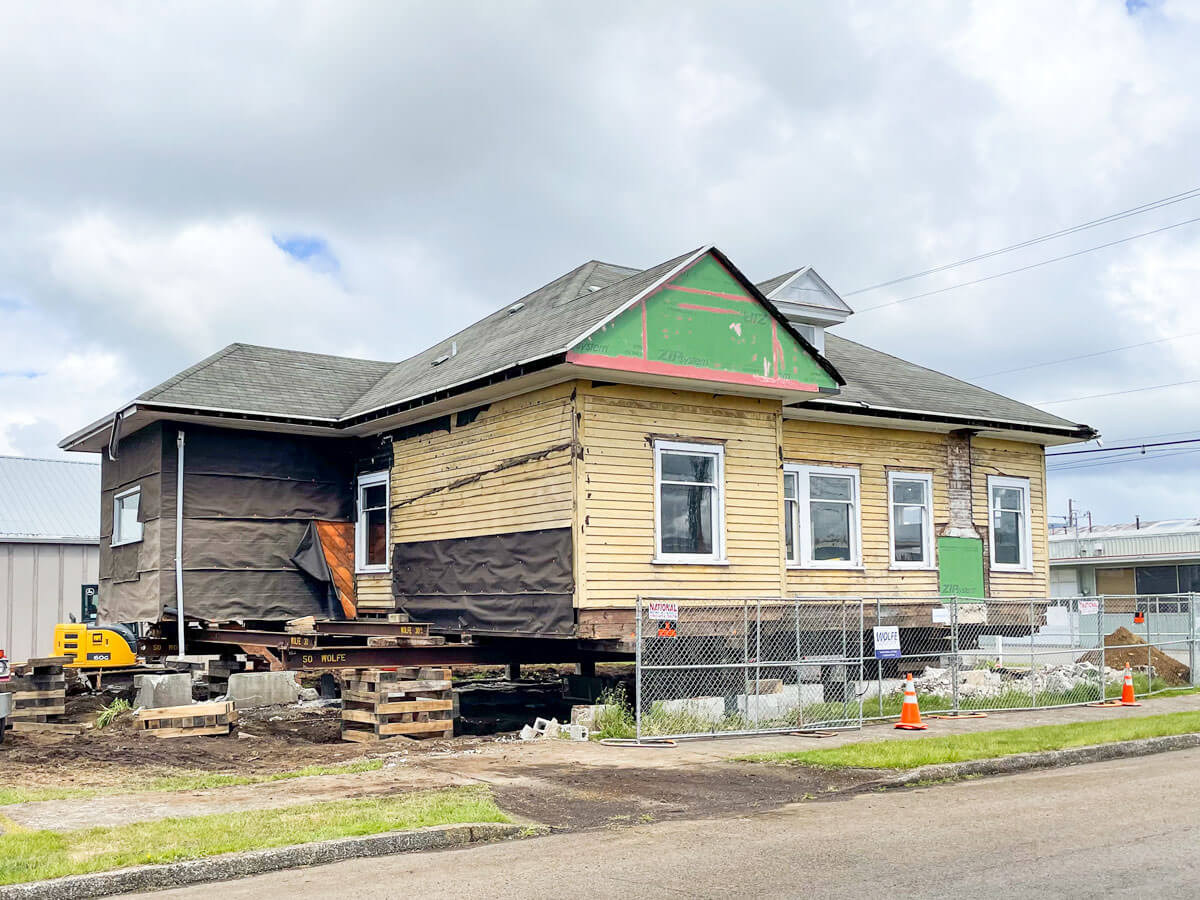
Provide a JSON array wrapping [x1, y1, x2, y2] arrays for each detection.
[[736, 683, 824, 720], [226, 671, 302, 709], [134, 673, 193, 710], [656, 696, 725, 722]]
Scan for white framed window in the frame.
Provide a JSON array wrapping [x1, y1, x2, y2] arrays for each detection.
[[653, 440, 725, 564], [356, 470, 390, 573], [888, 471, 934, 569], [112, 486, 143, 547], [988, 475, 1032, 572], [784, 464, 861, 568]]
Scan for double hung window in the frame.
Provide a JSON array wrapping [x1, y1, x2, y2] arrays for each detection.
[[888, 471, 934, 568], [356, 471, 390, 573], [784, 465, 861, 568], [654, 441, 725, 563], [987, 475, 1032, 571]]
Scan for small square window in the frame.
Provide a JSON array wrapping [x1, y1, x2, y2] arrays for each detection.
[[112, 487, 143, 547]]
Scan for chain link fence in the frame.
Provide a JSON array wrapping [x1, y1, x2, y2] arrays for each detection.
[[636, 594, 1200, 740], [634, 596, 865, 740]]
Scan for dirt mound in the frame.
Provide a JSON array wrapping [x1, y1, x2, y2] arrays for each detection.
[[1078, 627, 1191, 686]]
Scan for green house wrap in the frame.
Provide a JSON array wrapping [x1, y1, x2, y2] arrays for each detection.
[[567, 251, 839, 395]]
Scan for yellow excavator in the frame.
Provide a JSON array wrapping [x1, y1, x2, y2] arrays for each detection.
[[52, 622, 140, 669]]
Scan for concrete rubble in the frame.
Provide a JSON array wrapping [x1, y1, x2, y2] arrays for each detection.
[[133, 673, 192, 709], [912, 662, 1126, 699], [224, 671, 303, 709]]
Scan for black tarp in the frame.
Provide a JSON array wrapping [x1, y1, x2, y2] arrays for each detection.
[[99, 422, 357, 624], [290, 520, 344, 619], [392, 527, 575, 637]]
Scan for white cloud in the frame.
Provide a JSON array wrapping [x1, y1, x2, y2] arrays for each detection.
[[0, 1, 1199, 521]]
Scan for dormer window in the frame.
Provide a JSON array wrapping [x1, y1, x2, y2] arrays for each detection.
[[758, 266, 851, 354]]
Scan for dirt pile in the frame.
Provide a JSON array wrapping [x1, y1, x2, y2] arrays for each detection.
[[1078, 627, 1191, 686]]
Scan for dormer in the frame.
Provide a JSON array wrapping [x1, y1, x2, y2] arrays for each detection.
[[756, 267, 852, 353]]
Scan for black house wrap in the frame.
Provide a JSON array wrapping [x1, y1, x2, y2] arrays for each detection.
[[391, 527, 575, 637], [98, 422, 355, 624]]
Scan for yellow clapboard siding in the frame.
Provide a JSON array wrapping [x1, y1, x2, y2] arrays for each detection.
[[972, 437, 1049, 599], [578, 384, 785, 609], [389, 383, 576, 544]]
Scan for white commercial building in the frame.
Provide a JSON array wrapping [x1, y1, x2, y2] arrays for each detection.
[[1049, 518, 1200, 597], [0, 456, 100, 661]]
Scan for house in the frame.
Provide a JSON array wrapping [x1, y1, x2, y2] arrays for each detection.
[[0, 456, 101, 661], [59, 246, 1096, 645], [1050, 519, 1200, 597]]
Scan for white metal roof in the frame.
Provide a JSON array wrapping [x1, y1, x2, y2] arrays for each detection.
[[1050, 519, 1200, 540], [0, 455, 100, 542]]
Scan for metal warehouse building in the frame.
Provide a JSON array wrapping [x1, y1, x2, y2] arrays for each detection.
[[1049, 518, 1200, 597], [0, 455, 100, 662]]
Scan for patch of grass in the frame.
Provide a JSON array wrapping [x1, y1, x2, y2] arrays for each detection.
[[95, 698, 131, 729], [0, 785, 509, 886], [0, 759, 386, 808], [590, 686, 636, 740], [737, 709, 1200, 770]]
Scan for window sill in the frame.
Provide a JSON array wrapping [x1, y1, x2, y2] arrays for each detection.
[[889, 565, 938, 572], [356, 567, 391, 576], [652, 558, 730, 567], [787, 564, 865, 572], [990, 566, 1034, 575], [110, 538, 143, 548]]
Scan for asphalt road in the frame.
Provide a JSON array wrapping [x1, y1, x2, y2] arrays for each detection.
[[133, 748, 1200, 899]]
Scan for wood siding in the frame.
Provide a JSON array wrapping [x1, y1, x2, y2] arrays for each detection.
[[972, 436, 1050, 598], [782, 420, 950, 597], [578, 383, 785, 609], [389, 383, 577, 544]]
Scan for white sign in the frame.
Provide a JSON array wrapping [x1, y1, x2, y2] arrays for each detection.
[[1079, 599, 1099, 615], [647, 601, 679, 621], [932, 606, 950, 624], [873, 625, 901, 658]]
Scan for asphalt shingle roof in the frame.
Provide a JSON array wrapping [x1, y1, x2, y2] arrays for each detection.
[[0, 456, 100, 541], [114, 248, 1086, 436], [820, 334, 1083, 430]]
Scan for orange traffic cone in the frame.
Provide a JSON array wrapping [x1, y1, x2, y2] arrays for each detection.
[[895, 673, 928, 730], [1119, 662, 1141, 706]]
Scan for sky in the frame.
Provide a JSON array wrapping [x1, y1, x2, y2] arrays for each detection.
[[1, 0, 1199, 526]]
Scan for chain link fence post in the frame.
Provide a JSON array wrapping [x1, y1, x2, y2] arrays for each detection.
[[1191, 594, 1199, 688], [1029, 596, 1038, 709], [876, 598, 884, 720], [635, 594, 643, 743], [949, 597, 960, 717]]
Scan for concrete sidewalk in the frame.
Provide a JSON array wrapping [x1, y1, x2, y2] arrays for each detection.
[[500, 689, 1200, 770]]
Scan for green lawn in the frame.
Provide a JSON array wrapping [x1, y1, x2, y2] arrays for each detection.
[[738, 709, 1200, 769], [0, 785, 509, 886], [0, 759, 385, 807]]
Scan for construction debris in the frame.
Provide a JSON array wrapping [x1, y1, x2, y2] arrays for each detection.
[[1080, 628, 1192, 686], [519, 716, 589, 741]]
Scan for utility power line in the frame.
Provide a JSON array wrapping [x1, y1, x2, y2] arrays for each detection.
[[969, 330, 1200, 380], [1047, 447, 1200, 473], [1036, 377, 1200, 406], [846, 185, 1200, 296], [1046, 437, 1200, 458], [855, 214, 1200, 313]]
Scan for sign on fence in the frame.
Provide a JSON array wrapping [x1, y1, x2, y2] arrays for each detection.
[[1079, 599, 1099, 615], [873, 626, 901, 659], [647, 601, 678, 621]]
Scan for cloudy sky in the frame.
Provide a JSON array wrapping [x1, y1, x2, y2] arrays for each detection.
[[2, 0, 1198, 525]]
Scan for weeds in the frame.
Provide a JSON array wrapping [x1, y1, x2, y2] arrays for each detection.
[[590, 686, 636, 740], [95, 699, 131, 730]]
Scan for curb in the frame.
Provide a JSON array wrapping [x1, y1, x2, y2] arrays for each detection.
[[875, 731, 1200, 788], [0, 822, 545, 900]]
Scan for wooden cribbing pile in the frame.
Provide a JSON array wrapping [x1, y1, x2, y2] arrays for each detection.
[[135, 700, 237, 738], [339, 666, 455, 743], [9, 656, 69, 725]]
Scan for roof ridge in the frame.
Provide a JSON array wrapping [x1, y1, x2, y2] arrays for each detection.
[[221, 342, 395, 367]]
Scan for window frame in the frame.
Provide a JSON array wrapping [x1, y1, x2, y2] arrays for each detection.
[[987, 474, 1033, 573], [355, 470, 391, 574], [111, 485, 143, 547], [652, 440, 726, 565], [783, 464, 862, 569], [887, 470, 935, 570]]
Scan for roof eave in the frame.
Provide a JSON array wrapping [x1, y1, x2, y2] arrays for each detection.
[[790, 398, 1097, 442]]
